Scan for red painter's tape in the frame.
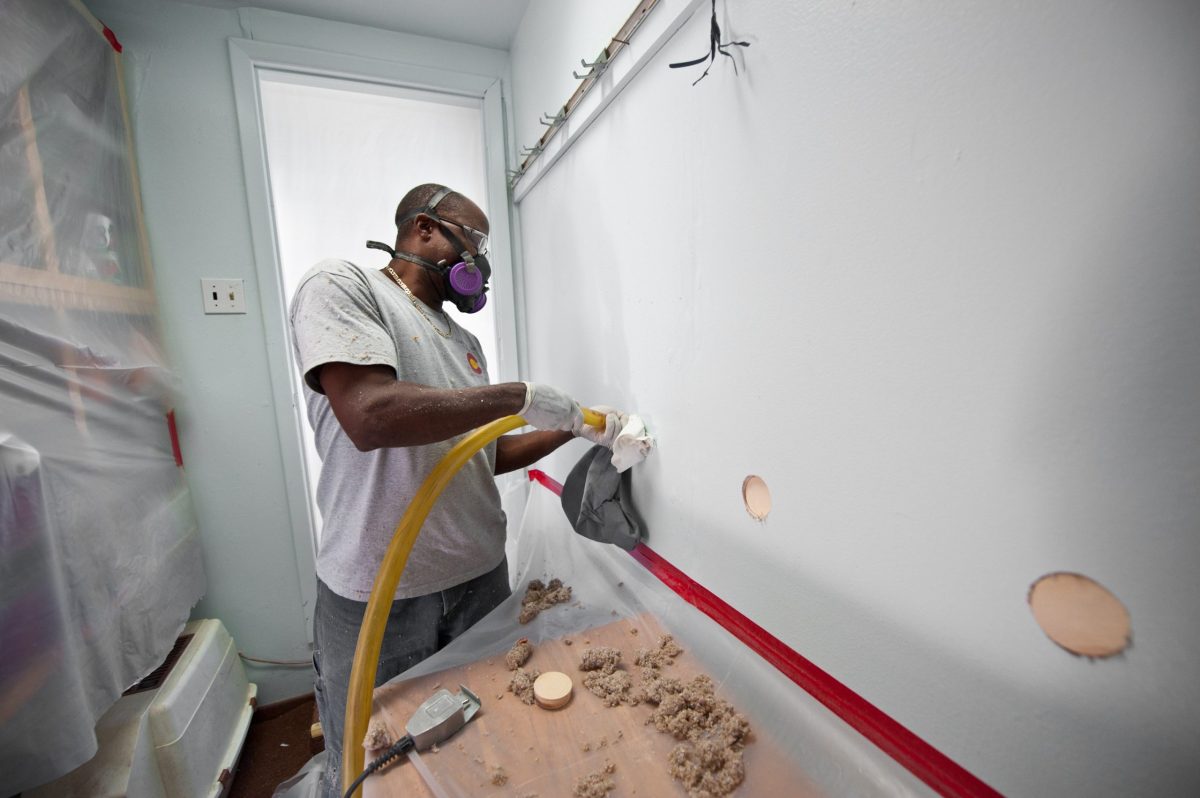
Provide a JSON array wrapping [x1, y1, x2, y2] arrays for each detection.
[[527, 468, 563, 496], [166, 410, 183, 467], [529, 471, 1000, 797], [102, 25, 123, 53]]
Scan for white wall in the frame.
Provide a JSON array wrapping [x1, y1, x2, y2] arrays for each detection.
[[86, 0, 512, 703], [510, 1, 1200, 795]]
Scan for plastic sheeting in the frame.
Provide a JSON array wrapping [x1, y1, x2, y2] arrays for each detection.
[[0, 1, 205, 792], [279, 484, 934, 797]]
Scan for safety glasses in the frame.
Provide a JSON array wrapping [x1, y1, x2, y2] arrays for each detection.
[[438, 217, 489, 257]]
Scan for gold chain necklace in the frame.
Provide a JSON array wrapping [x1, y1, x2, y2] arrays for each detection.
[[384, 266, 452, 338]]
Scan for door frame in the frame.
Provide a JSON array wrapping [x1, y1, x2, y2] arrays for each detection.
[[228, 38, 520, 638]]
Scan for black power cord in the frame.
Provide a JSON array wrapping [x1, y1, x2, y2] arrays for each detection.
[[669, 0, 750, 85], [342, 734, 415, 798]]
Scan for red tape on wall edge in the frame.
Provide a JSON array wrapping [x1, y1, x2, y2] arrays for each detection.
[[166, 410, 182, 467], [102, 25, 123, 52]]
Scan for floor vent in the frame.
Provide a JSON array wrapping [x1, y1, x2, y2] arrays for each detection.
[[123, 633, 193, 696]]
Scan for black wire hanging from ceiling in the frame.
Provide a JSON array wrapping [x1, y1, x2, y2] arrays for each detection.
[[669, 0, 751, 86]]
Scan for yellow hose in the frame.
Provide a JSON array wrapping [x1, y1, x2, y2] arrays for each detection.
[[342, 408, 604, 795]]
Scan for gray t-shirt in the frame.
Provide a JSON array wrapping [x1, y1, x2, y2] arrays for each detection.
[[288, 259, 506, 601]]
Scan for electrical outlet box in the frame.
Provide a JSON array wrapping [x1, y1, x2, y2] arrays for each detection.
[[201, 278, 247, 314]]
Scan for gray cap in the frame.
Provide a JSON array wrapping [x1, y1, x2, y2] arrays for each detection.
[[560, 444, 642, 551]]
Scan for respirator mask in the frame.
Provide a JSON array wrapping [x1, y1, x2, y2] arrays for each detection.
[[366, 186, 491, 314]]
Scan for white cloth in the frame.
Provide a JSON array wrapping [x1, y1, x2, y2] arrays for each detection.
[[610, 413, 655, 472]]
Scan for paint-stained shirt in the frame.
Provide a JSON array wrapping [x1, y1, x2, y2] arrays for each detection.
[[288, 259, 504, 601]]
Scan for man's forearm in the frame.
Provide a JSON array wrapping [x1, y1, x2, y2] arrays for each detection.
[[494, 430, 575, 475], [360, 382, 528, 449], [318, 361, 530, 450]]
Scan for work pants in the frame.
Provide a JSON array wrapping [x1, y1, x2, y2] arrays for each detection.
[[312, 558, 510, 798]]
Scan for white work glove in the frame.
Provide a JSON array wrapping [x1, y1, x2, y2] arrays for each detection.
[[520, 382, 583, 431], [572, 404, 625, 449]]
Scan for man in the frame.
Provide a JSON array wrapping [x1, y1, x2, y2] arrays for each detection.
[[289, 184, 617, 796]]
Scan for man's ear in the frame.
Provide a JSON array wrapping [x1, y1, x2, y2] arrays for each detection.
[[412, 213, 438, 241]]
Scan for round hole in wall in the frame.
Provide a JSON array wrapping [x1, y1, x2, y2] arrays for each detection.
[[1027, 572, 1131, 658], [741, 475, 771, 521]]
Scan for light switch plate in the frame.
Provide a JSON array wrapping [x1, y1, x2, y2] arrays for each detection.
[[201, 278, 247, 314]]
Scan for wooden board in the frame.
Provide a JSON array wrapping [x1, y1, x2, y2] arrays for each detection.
[[0, 263, 157, 315], [365, 614, 824, 797]]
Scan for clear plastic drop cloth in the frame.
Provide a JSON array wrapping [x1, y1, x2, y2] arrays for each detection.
[[278, 484, 934, 797], [0, 1, 206, 793]]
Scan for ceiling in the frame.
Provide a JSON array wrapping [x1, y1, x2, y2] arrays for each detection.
[[177, 0, 532, 50]]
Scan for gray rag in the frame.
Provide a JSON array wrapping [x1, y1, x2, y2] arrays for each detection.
[[560, 444, 643, 551]]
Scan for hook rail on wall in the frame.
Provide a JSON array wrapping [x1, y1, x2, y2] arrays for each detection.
[[508, 0, 661, 190], [572, 51, 610, 80]]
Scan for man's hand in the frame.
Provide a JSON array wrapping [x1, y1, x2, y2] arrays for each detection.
[[520, 382, 583, 431], [573, 404, 624, 449]]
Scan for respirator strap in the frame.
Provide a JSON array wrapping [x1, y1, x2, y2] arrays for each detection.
[[391, 250, 443, 273], [395, 186, 455, 228], [366, 240, 447, 274], [365, 240, 397, 257]]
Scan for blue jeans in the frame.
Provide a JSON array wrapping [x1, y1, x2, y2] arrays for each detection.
[[312, 559, 510, 798]]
